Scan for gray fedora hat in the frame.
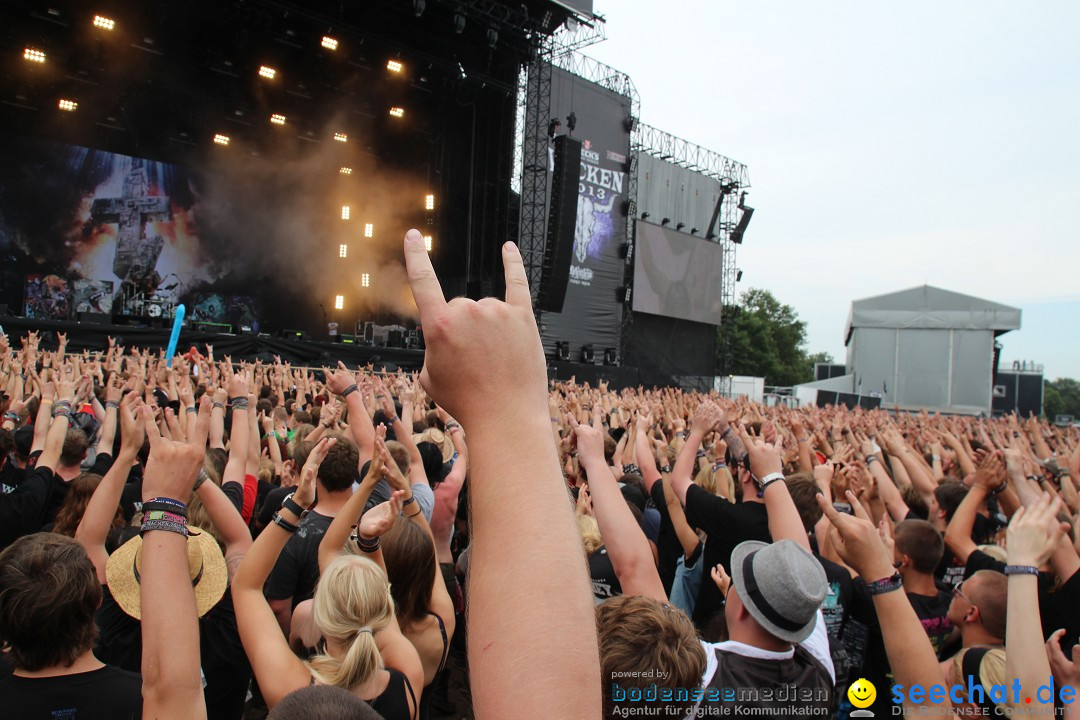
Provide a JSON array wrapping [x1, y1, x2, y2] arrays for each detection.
[[730, 539, 827, 644]]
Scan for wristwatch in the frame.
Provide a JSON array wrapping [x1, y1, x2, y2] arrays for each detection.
[[281, 492, 310, 520]]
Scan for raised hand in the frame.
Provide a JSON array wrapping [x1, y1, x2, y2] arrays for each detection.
[[403, 228, 545, 430], [358, 491, 405, 539], [1006, 493, 1067, 567], [817, 489, 895, 581], [141, 406, 202, 502], [295, 437, 337, 508]]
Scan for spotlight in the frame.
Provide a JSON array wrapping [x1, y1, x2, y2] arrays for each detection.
[[334, 295, 344, 310], [361, 273, 370, 288], [23, 48, 46, 63], [339, 167, 352, 175], [389, 107, 405, 118], [486, 27, 498, 49], [364, 223, 373, 238], [341, 206, 350, 220], [339, 244, 348, 258], [581, 344, 595, 364], [661, 218, 670, 226], [258, 65, 276, 79], [453, 12, 466, 34], [270, 113, 286, 125], [213, 133, 230, 146], [554, 341, 570, 362], [413, 0, 427, 17], [321, 36, 338, 50], [640, 212, 650, 220], [736, 270, 743, 282], [690, 228, 699, 235], [424, 194, 435, 210], [58, 99, 77, 111], [334, 132, 348, 142], [387, 59, 403, 73], [423, 235, 432, 252], [93, 15, 115, 30], [676, 222, 685, 231], [603, 348, 618, 366], [566, 112, 577, 133]]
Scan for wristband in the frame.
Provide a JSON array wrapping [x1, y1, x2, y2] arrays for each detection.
[[3, 412, 19, 422], [866, 455, 879, 465], [52, 410, 75, 424], [754, 472, 785, 498], [1003, 565, 1039, 576], [140, 519, 189, 537], [143, 497, 188, 518], [271, 512, 300, 533], [866, 571, 903, 595], [281, 492, 310, 519], [143, 510, 187, 525], [989, 481, 1007, 496], [192, 469, 210, 491], [341, 384, 359, 398], [356, 535, 381, 553], [623, 463, 640, 476], [386, 415, 399, 424], [212, 401, 225, 410], [105, 401, 120, 410], [185, 406, 198, 415], [659, 464, 673, 474], [404, 507, 422, 518], [402, 495, 417, 507], [797, 436, 810, 443], [712, 461, 727, 471], [229, 398, 249, 410]]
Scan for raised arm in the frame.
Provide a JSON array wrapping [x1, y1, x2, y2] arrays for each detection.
[[325, 362, 375, 459], [95, 375, 123, 455], [139, 406, 207, 720], [74, 393, 143, 582], [943, 453, 1004, 563], [742, 426, 809, 550], [318, 439, 383, 574], [1004, 494, 1065, 714], [819, 491, 952, 712], [233, 438, 336, 708], [572, 416, 666, 603], [670, 401, 721, 506], [404, 231, 600, 719]]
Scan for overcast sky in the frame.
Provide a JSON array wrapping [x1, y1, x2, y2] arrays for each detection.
[[587, 0, 1080, 380]]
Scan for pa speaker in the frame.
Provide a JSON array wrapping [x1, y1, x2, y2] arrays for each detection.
[[538, 135, 581, 313]]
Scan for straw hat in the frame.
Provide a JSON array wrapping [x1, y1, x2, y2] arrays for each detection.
[[415, 428, 454, 463], [105, 527, 228, 620]]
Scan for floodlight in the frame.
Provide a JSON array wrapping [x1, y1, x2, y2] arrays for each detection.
[[334, 295, 344, 310], [270, 113, 286, 125], [213, 134, 230, 146], [339, 244, 348, 258], [58, 99, 77, 111], [389, 107, 405, 118], [24, 48, 46, 63], [424, 194, 434, 210], [334, 132, 348, 142], [387, 59, 403, 73], [339, 167, 352, 175], [423, 235, 432, 252], [258, 66, 276, 79], [364, 223, 373, 238], [321, 36, 338, 50], [341, 206, 350, 220], [93, 16, 115, 30]]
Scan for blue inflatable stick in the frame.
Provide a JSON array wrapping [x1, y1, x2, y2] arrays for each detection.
[[165, 304, 186, 368]]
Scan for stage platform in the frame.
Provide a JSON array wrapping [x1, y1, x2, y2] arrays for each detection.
[[1, 315, 647, 387]]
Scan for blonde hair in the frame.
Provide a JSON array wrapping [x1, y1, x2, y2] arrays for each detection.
[[577, 514, 603, 556], [693, 465, 735, 503], [188, 461, 225, 546], [307, 555, 395, 692]]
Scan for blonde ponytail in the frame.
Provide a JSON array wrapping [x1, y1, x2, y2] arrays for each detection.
[[307, 555, 394, 692]]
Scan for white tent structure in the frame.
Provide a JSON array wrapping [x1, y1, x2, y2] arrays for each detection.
[[843, 285, 1021, 414]]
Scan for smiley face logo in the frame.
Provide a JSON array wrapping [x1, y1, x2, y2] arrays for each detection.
[[847, 678, 876, 709]]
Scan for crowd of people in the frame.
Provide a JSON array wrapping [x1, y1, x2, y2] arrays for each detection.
[[1, 230, 1079, 719]]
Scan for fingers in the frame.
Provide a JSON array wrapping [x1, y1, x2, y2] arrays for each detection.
[[816, 493, 842, 524], [142, 405, 163, 445], [192, 396, 211, 449], [846, 490, 871, 521], [404, 229, 446, 318], [501, 242, 531, 309]]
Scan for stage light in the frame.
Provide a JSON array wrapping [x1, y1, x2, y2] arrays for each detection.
[[361, 273, 370, 288], [270, 113, 286, 125], [389, 107, 405, 118], [640, 212, 650, 220], [334, 295, 344, 310], [258, 65, 276, 79], [93, 15, 115, 30], [387, 59, 403, 73], [486, 27, 498, 49], [581, 344, 595, 364], [413, 0, 426, 17], [213, 134, 230, 146], [736, 270, 743, 282], [339, 167, 352, 175], [341, 205, 350, 220], [423, 235, 432, 252], [58, 99, 77, 111], [424, 194, 435, 210], [334, 132, 348, 142], [321, 36, 338, 50], [364, 223, 373, 238], [453, 12, 466, 33], [24, 48, 46, 63], [339, 244, 348, 258], [676, 222, 685, 231], [661, 218, 670, 226]]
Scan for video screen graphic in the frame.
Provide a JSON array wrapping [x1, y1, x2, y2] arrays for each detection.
[[631, 221, 725, 326]]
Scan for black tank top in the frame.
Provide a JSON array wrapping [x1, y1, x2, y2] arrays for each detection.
[[368, 667, 416, 720]]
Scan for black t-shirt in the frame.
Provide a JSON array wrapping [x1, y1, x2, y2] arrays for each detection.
[[0, 464, 67, 549], [818, 554, 856, 687], [907, 589, 954, 657], [0, 661, 142, 720], [648, 481, 682, 595], [964, 548, 1058, 639], [588, 545, 623, 602], [265, 511, 335, 607], [0, 459, 26, 493], [94, 584, 250, 720], [256, 485, 293, 533], [682, 485, 771, 629], [1048, 569, 1080, 659]]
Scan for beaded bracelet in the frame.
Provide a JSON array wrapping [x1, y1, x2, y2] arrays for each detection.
[[141, 518, 189, 537]]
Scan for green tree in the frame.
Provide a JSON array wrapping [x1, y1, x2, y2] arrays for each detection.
[[721, 288, 825, 386], [1044, 378, 1080, 420]]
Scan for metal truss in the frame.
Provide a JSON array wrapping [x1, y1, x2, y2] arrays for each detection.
[[635, 123, 749, 185], [550, 15, 607, 55]]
